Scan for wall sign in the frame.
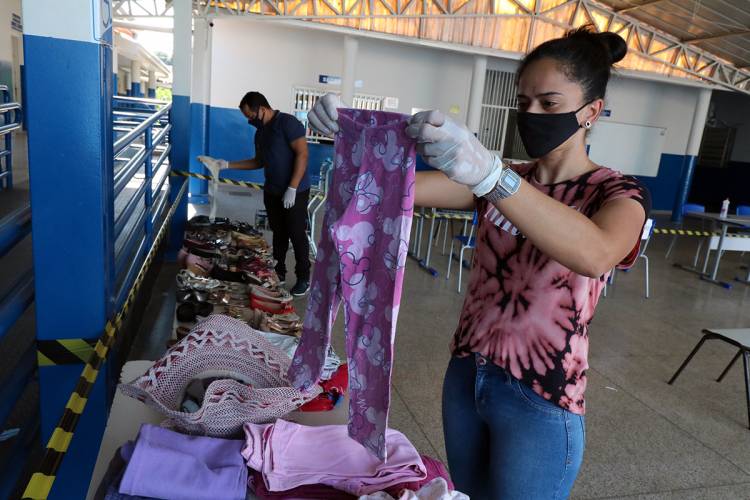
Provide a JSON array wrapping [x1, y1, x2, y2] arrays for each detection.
[[602, 109, 612, 117], [318, 74, 363, 88]]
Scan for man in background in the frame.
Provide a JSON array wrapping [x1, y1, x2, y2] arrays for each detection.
[[198, 91, 311, 296]]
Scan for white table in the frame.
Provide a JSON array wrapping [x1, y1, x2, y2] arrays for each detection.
[[676, 212, 750, 288], [86, 360, 349, 499]]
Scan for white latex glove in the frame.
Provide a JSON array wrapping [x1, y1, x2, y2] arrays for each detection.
[[283, 187, 297, 209], [405, 110, 503, 197], [197, 155, 228, 180], [307, 93, 344, 137]]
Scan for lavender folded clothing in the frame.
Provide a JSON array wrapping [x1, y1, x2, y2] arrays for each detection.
[[242, 420, 427, 496], [118, 424, 247, 500]]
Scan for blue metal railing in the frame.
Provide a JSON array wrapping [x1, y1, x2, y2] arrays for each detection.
[[0, 88, 32, 498], [112, 96, 172, 309], [0, 85, 22, 190]]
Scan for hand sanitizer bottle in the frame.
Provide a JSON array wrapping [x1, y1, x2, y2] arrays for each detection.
[[720, 198, 730, 219]]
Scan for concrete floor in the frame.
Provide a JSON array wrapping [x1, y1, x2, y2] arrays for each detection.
[[128, 182, 750, 500]]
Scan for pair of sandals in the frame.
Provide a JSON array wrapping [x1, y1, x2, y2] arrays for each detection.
[[250, 285, 294, 315], [232, 231, 268, 251], [246, 309, 303, 336], [176, 270, 222, 291]]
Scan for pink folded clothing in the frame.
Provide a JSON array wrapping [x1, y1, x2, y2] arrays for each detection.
[[249, 469, 355, 500], [249, 455, 451, 500], [385, 456, 453, 497], [242, 420, 427, 496]]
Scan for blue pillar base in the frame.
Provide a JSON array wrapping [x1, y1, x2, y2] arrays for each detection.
[[671, 155, 697, 223], [189, 194, 209, 204]]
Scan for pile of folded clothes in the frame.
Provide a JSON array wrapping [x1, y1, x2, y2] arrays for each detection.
[[95, 422, 467, 500]]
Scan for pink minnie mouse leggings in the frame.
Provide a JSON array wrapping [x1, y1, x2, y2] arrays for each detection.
[[288, 109, 416, 460]]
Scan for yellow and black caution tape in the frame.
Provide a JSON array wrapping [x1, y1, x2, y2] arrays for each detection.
[[171, 170, 325, 202], [22, 180, 188, 500], [652, 228, 750, 238], [414, 211, 473, 221], [170, 170, 263, 190], [36, 339, 97, 366]]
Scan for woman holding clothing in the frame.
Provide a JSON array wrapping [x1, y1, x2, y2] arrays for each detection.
[[309, 27, 650, 500]]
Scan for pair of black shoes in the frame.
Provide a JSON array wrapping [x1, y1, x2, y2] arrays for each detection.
[[279, 274, 310, 297]]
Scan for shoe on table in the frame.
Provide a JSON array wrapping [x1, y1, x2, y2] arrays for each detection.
[[291, 279, 310, 297]]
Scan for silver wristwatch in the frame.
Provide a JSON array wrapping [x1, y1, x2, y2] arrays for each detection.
[[484, 167, 521, 204]]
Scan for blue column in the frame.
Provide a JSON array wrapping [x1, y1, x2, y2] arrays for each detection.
[[188, 17, 212, 204], [148, 69, 157, 98], [23, 0, 114, 497], [672, 155, 698, 222], [671, 88, 712, 222], [131, 59, 142, 98], [168, 0, 192, 258]]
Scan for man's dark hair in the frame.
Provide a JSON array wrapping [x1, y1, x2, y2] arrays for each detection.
[[239, 91, 271, 111]]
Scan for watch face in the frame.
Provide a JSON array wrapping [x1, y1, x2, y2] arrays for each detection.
[[501, 170, 521, 193]]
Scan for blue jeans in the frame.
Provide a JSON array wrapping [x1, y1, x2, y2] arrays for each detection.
[[442, 355, 585, 500]]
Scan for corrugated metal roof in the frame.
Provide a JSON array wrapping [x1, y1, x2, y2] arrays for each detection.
[[597, 0, 750, 68]]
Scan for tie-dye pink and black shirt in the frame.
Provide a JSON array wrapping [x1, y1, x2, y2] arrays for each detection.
[[452, 163, 650, 415]]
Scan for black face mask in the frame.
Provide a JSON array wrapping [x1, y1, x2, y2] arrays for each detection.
[[248, 109, 264, 129], [516, 103, 589, 158]]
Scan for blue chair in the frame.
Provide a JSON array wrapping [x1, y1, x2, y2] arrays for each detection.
[[665, 203, 706, 260], [447, 211, 477, 293]]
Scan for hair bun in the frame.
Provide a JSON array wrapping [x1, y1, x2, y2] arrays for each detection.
[[597, 32, 627, 64]]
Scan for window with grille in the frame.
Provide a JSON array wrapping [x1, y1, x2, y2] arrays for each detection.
[[478, 70, 530, 161], [292, 87, 384, 142]]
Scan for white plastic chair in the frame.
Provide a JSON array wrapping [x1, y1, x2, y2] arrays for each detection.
[[639, 218, 655, 298], [446, 211, 477, 293], [604, 218, 654, 298]]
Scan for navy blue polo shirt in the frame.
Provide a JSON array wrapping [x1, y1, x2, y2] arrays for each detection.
[[253, 111, 310, 196]]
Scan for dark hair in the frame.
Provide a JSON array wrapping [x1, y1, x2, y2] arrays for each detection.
[[239, 91, 271, 111], [517, 26, 627, 103]]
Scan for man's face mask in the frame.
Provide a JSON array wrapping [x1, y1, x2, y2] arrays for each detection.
[[516, 102, 590, 158], [248, 108, 264, 128]]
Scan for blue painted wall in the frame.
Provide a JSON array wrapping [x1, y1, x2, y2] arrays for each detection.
[[635, 153, 686, 212]]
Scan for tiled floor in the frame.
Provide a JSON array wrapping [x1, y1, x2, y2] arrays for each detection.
[[130, 182, 750, 499]]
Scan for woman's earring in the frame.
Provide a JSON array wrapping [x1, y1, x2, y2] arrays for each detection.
[[584, 120, 592, 129]]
